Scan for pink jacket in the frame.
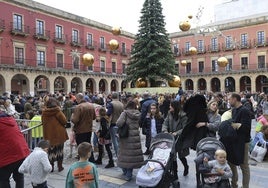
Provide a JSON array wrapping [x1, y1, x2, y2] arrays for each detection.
[[257, 115, 268, 126]]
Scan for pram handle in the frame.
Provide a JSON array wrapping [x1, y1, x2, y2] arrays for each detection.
[[145, 159, 166, 170]]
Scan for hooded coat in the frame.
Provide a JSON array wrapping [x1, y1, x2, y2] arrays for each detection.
[[177, 94, 209, 151], [42, 106, 68, 146], [0, 112, 30, 167], [116, 109, 144, 169]]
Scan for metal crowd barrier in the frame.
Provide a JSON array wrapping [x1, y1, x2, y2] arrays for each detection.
[[17, 119, 43, 151]]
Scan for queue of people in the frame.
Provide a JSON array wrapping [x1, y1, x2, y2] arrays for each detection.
[[0, 90, 268, 188]]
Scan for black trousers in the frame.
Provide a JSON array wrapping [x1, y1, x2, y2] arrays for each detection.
[[75, 132, 95, 162], [0, 159, 24, 188], [32, 181, 48, 188], [98, 144, 113, 162]]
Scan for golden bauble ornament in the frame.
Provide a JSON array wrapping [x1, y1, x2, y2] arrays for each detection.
[[82, 53, 94, 66], [136, 78, 148, 88], [180, 60, 187, 66], [217, 57, 229, 67], [168, 75, 181, 87], [111, 27, 121, 35], [108, 39, 119, 51], [179, 20, 191, 32], [188, 15, 193, 19], [189, 47, 197, 55]]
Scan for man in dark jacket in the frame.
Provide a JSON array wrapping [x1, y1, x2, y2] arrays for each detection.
[[228, 93, 251, 188], [139, 92, 156, 155]]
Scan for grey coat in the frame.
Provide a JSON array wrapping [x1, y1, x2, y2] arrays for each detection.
[[116, 109, 144, 169], [207, 111, 221, 137], [162, 111, 189, 157]]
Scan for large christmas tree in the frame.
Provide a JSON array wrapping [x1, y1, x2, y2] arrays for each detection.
[[126, 0, 176, 87]]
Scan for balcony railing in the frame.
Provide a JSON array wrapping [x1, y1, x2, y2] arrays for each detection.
[[85, 41, 97, 50], [173, 49, 181, 57], [70, 38, 83, 47], [253, 38, 268, 47], [98, 43, 107, 52], [221, 43, 235, 51], [207, 44, 220, 53], [179, 62, 268, 76], [33, 29, 50, 41], [197, 47, 206, 54], [238, 40, 251, 49], [0, 19, 5, 32], [0, 56, 126, 76], [53, 33, 67, 44], [10, 22, 30, 37], [120, 49, 130, 57]]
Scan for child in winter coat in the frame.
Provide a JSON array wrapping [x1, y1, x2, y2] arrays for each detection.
[[95, 107, 114, 168]]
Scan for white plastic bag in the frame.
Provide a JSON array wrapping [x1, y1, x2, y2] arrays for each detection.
[[250, 142, 267, 162]]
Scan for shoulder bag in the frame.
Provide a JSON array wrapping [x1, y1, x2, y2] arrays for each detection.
[[118, 112, 129, 138]]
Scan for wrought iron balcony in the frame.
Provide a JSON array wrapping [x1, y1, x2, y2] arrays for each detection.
[[98, 43, 107, 52], [238, 40, 251, 49], [0, 19, 5, 32], [120, 49, 130, 57], [70, 38, 83, 47], [253, 38, 268, 47], [85, 41, 97, 50], [110, 50, 119, 55], [10, 22, 30, 37], [173, 49, 181, 57], [53, 33, 67, 44], [197, 47, 206, 54], [33, 29, 50, 41], [221, 43, 235, 51], [207, 44, 220, 53]]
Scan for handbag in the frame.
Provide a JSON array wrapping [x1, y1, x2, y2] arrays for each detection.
[[250, 142, 267, 162], [118, 112, 129, 138]]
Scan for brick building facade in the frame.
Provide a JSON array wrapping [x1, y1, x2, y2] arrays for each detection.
[[0, 0, 134, 96], [170, 14, 268, 93]]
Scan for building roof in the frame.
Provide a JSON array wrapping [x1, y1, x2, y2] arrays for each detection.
[[3, 0, 135, 38]]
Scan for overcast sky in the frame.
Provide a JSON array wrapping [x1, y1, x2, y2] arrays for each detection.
[[34, 0, 222, 34]]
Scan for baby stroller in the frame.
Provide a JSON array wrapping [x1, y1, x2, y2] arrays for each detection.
[[194, 137, 231, 188], [136, 133, 180, 188]]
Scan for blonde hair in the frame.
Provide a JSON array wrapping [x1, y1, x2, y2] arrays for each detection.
[[207, 99, 219, 115], [215, 149, 227, 157]]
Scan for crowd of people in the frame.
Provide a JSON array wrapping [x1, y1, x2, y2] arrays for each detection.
[[0, 89, 268, 188]]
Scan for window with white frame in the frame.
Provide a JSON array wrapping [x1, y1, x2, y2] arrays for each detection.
[[15, 47, 24, 64], [72, 29, 79, 43], [73, 55, 79, 69], [225, 58, 232, 71], [87, 33, 93, 46], [37, 51, 45, 66], [186, 62, 191, 73], [197, 40, 204, 52], [185, 42, 190, 52], [258, 55, 265, 69], [173, 44, 179, 55], [56, 53, 63, 68], [100, 37, 105, 49], [241, 33, 248, 47], [241, 57, 248, 69], [100, 59, 105, 72], [198, 61, 204, 73], [211, 38, 218, 51], [225, 36, 232, 49], [13, 14, 22, 31], [212, 59, 218, 72], [36, 20, 44, 35], [257, 31, 265, 45], [55, 25, 63, 39]]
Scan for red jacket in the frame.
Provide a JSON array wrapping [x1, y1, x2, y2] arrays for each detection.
[[0, 113, 30, 167]]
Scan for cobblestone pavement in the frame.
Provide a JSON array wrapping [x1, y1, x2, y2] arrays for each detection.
[[11, 120, 268, 188]]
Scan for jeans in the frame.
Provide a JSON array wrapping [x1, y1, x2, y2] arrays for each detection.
[[93, 132, 98, 148], [122, 168, 133, 179], [109, 125, 118, 157], [229, 143, 250, 188], [0, 159, 25, 188]]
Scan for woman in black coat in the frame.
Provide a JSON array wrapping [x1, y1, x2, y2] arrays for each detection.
[[143, 103, 164, 155], [162, 100, 189, 178]]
